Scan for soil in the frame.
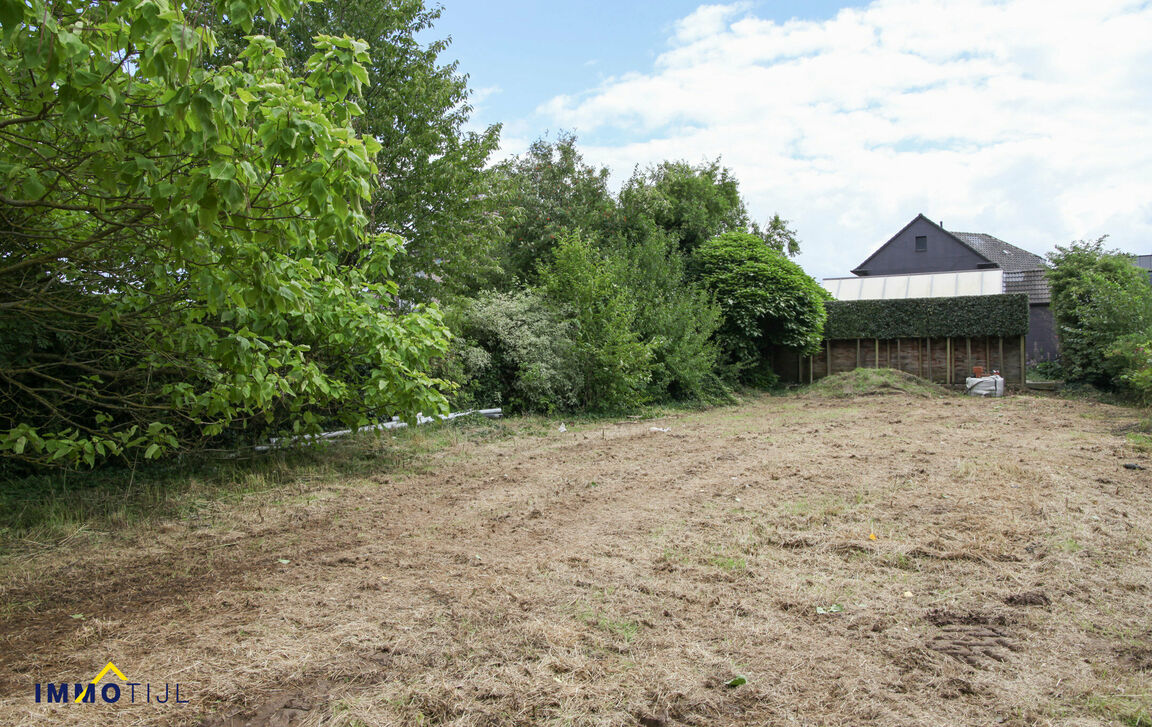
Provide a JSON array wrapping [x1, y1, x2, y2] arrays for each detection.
[[1, 391, 1151, 726]]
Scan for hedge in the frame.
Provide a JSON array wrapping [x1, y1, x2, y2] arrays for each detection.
[[824, 294, 1029, 340]]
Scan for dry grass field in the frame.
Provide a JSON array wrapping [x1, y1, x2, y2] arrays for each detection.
[[1, 378, 1150, 726]]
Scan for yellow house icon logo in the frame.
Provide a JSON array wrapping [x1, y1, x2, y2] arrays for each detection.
[[34, 660, 188, 705], [75, 662, 127, 703]]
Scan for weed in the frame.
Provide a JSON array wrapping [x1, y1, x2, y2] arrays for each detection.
[[709, 555, 747, 571], [1058, 537, 1083, 553], [0, 416, 518, 556], [1086, 695, 1152, 726], [1126, 432, 1152, 453], [576, 607, 640, 643]]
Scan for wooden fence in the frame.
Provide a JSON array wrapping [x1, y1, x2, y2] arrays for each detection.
[[770, 334, 1026, 386]]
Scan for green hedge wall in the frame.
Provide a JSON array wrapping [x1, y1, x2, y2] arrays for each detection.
[[824, 294, 1029, 340]]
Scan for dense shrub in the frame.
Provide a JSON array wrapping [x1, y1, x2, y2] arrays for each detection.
[[1047, 239, 1152, 385], [0, 0, 449, 469], [445, 291, 579, 414], [693, 232, 828, 382], [824, 295, 1029, 340], [538, 234, 652, 411], [1106, 331, 1152, 404], [608, 228, 725, 401]]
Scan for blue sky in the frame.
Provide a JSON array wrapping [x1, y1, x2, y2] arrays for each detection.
[[432, 1, 858, 140], [426, 1, 1152, 280]]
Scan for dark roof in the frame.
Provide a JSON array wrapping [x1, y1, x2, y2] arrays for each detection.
[[1003, 269, 1050, 304], [949, 232, 1046, 272], [852, 215, 1048, 275]]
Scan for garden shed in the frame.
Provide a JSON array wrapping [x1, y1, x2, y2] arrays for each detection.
[[771, 293, 1031, 385]]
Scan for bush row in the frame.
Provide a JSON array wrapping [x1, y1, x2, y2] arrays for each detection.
[[824, 294, 1029, 340]]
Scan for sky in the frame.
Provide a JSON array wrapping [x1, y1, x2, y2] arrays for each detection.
[[430, 0, 1152, 280]]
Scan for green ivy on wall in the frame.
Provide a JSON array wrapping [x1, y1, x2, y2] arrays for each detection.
[[824, 294, 1029, 340]]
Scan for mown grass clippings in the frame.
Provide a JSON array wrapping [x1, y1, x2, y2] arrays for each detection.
[[1, 394, 1150, 727], [803, 368, 950, 399]]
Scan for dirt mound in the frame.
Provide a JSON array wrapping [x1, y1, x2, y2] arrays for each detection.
[[804, 367, 949, 398]]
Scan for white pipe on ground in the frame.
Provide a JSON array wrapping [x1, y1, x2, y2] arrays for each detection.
[[256, 408, 503, 451]]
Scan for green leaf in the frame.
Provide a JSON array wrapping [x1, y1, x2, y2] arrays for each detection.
[[21, 172, 45, 200], [144, 443, 161, 459], [0, 0, 24, 38], [725, 676, 747, 688]]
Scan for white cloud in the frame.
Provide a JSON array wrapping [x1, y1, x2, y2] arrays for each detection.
[[531, 0, 1152, 279]]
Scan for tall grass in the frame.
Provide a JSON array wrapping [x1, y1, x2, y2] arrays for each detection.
[[0, 414, 513, 554]]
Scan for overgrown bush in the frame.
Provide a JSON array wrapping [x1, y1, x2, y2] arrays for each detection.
[[608, 228, 726, 401], [446, 291, 579, 413], [692, 232, 828, 383], [1047, 239, 1152, 386], [0, 0, 449, 470], [537, 234, 652, 411], [1107, 331, 1152, 404]]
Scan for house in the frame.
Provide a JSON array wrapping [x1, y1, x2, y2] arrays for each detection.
[[830, 214, 1057, 362], [1135, 254, 1152, 285]]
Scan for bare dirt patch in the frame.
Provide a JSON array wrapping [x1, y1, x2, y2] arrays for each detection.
[[2, 391, 1151, 726]]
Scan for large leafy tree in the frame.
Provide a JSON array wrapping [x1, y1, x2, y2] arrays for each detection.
[[618, 160, 798, 257], [494, 133, 616, 284], [203, 0, 503, 301], [1046, 238, 1152, 385], [619, 160, 748, 255], [693, 232, 828, 382], [0, 0, 450, 469]]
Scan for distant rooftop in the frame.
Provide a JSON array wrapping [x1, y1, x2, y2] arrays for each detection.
[[1003, 269, 1050, 304], [1133, 254, 1152, 285], [950, 232, 1046, 272]]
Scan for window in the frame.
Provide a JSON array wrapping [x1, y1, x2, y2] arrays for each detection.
[[915, 235, 927, 252]]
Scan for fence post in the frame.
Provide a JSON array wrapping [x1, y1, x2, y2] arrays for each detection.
[[946, 338, 951, 385], [1020, 337, 1026, 386], [827, 339, 832, 378]]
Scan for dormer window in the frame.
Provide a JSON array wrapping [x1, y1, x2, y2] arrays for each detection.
[[915, 235, 927, 252]]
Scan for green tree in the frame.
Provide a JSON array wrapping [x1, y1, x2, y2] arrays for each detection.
[[202, 0, 503, 302], [619, 160, 748, 255], [606, 225, 724, 401], [494, 134, 616, 283], [1046, 238, 1152, 385], [619, 159, 799, 257], [0, 0, 450, 469], [756, 213, 802, 258], [538, 233, 650, 411], [693, 232, 828, 383]]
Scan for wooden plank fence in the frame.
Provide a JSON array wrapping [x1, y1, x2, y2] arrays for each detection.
[[770, 335, 1026, 386]]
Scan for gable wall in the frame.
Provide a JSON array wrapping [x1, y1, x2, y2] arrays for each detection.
[[855, 217, 988, 275]]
